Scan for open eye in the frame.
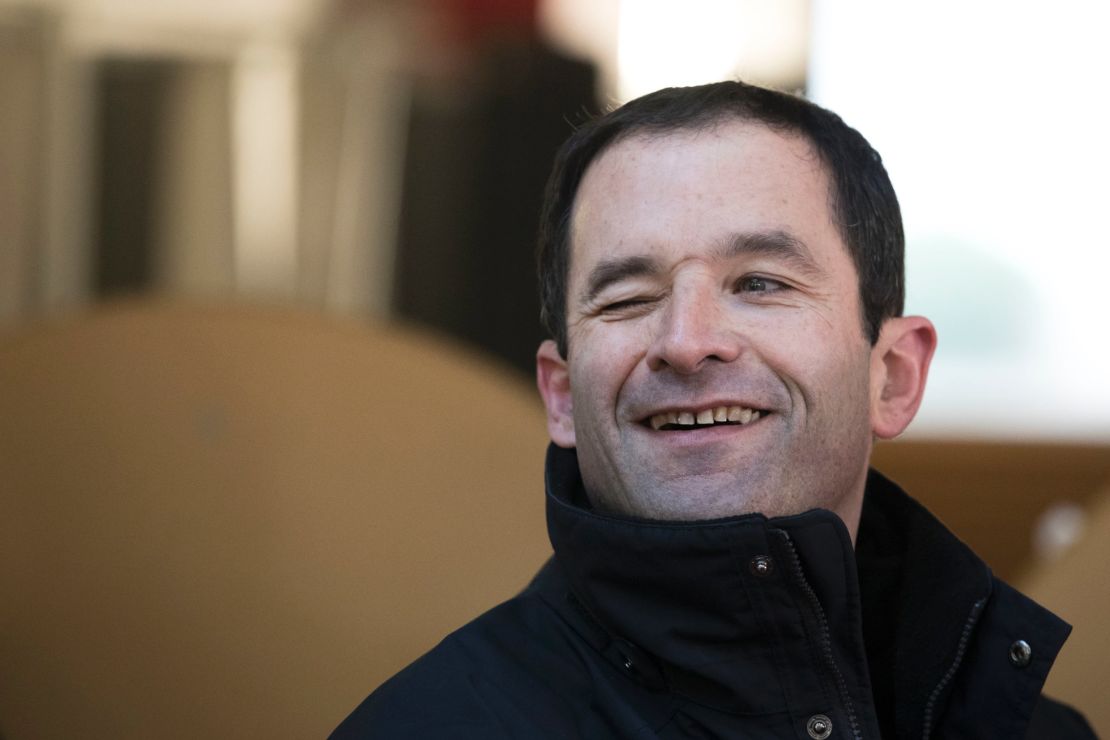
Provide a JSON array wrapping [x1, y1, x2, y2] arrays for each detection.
[[735, 275, 786, 294]]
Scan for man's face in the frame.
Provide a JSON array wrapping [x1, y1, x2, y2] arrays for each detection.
[[539, 119, 886, 527]]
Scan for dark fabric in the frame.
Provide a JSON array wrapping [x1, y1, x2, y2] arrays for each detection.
[[1028, 695, 1099, 738], [332, 446, 1094, 739]]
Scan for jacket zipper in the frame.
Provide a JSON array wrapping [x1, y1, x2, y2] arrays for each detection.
[[919, 597, 986, 740], [779, 532, 864, 740]]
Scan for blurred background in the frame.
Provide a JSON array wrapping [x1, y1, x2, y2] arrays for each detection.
[[1, 0, 1108, 436], [1, 0, 1109, 737]]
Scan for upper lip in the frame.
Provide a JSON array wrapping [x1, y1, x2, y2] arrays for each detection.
[[634, 399, 769, 424]]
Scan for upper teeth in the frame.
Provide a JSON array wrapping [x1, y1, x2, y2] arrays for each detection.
[[650, 406, 760, 430]]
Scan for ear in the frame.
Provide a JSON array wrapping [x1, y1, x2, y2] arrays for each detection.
[[869, 316, 937, 439], [536, 340, 576, 448]]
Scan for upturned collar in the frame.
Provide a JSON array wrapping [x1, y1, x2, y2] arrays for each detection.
[[541, 444, 1069, 737]]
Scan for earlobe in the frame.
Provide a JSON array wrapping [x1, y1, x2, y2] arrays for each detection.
[[536, 340, 576, 448], [870, 317, 938, 439]]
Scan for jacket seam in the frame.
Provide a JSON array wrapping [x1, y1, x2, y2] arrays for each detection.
[[920, 596, 988, 740], [778, 530, 863, 740]]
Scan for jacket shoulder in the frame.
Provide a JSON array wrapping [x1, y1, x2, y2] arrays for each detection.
[[329, 575, 594, 739], [329, 632, 509, 739], [1025, 694, 1098, 739]]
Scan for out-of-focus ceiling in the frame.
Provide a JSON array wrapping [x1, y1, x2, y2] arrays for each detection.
[[0, 0, 332, 55], [4, 0, 327, 32]]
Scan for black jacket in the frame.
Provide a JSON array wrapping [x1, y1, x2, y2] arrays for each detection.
[[333, 446, 1095, 738]]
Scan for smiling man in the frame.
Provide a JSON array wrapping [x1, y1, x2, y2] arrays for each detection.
[[537, 119, 900, 533], [332, 82, 1093, 739]]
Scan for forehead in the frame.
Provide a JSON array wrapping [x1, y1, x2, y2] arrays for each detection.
[[567, 120, 844, 280]]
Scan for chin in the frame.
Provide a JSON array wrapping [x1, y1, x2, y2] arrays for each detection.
[[623, 478, 779, 522]]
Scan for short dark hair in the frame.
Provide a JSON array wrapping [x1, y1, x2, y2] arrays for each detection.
[[537, 81, 904, 357]]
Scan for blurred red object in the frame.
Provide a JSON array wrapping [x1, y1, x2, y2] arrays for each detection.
[[437, 0, 538, 43]]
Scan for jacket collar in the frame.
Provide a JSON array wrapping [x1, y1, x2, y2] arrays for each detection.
[[855, 465, 995, 737], [541, 444, 1069, 735], [856, 468, 1072, 738], [543, 444, 873, 717]]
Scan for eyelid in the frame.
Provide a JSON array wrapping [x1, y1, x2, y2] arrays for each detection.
[[602, 296, 652, 311], [596, 292, 663, 315]]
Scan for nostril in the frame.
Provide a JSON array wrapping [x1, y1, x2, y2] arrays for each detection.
[[646, 327, 743, 374], [644, 289, 744, 373], [648, 348, 738, 375]]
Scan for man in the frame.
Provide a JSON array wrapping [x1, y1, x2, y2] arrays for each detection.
[[333, 82, 1094, 738]]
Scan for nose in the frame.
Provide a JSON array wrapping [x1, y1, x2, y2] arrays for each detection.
[[645, 285, 743, 374]]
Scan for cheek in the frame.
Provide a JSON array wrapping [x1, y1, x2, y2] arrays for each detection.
[[747, 308, 845, 358], [755, 312, 871, 400], [568, 328, 648, 418]]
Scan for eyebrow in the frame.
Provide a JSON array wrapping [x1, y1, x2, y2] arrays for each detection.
[[579, 229, 826, 305], [580, 254, 662, 305], [715, 230, 826, 279]]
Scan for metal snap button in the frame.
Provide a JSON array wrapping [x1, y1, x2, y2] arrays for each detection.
[[1009, 639, 1032, 668], [749, 555, 775, 577], [807, 714, 833, 739]]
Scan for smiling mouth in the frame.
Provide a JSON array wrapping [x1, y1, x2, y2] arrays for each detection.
[[646, 405, 765, 431]]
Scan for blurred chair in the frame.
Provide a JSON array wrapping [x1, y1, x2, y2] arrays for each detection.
[[0, 301, 552, 739]]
